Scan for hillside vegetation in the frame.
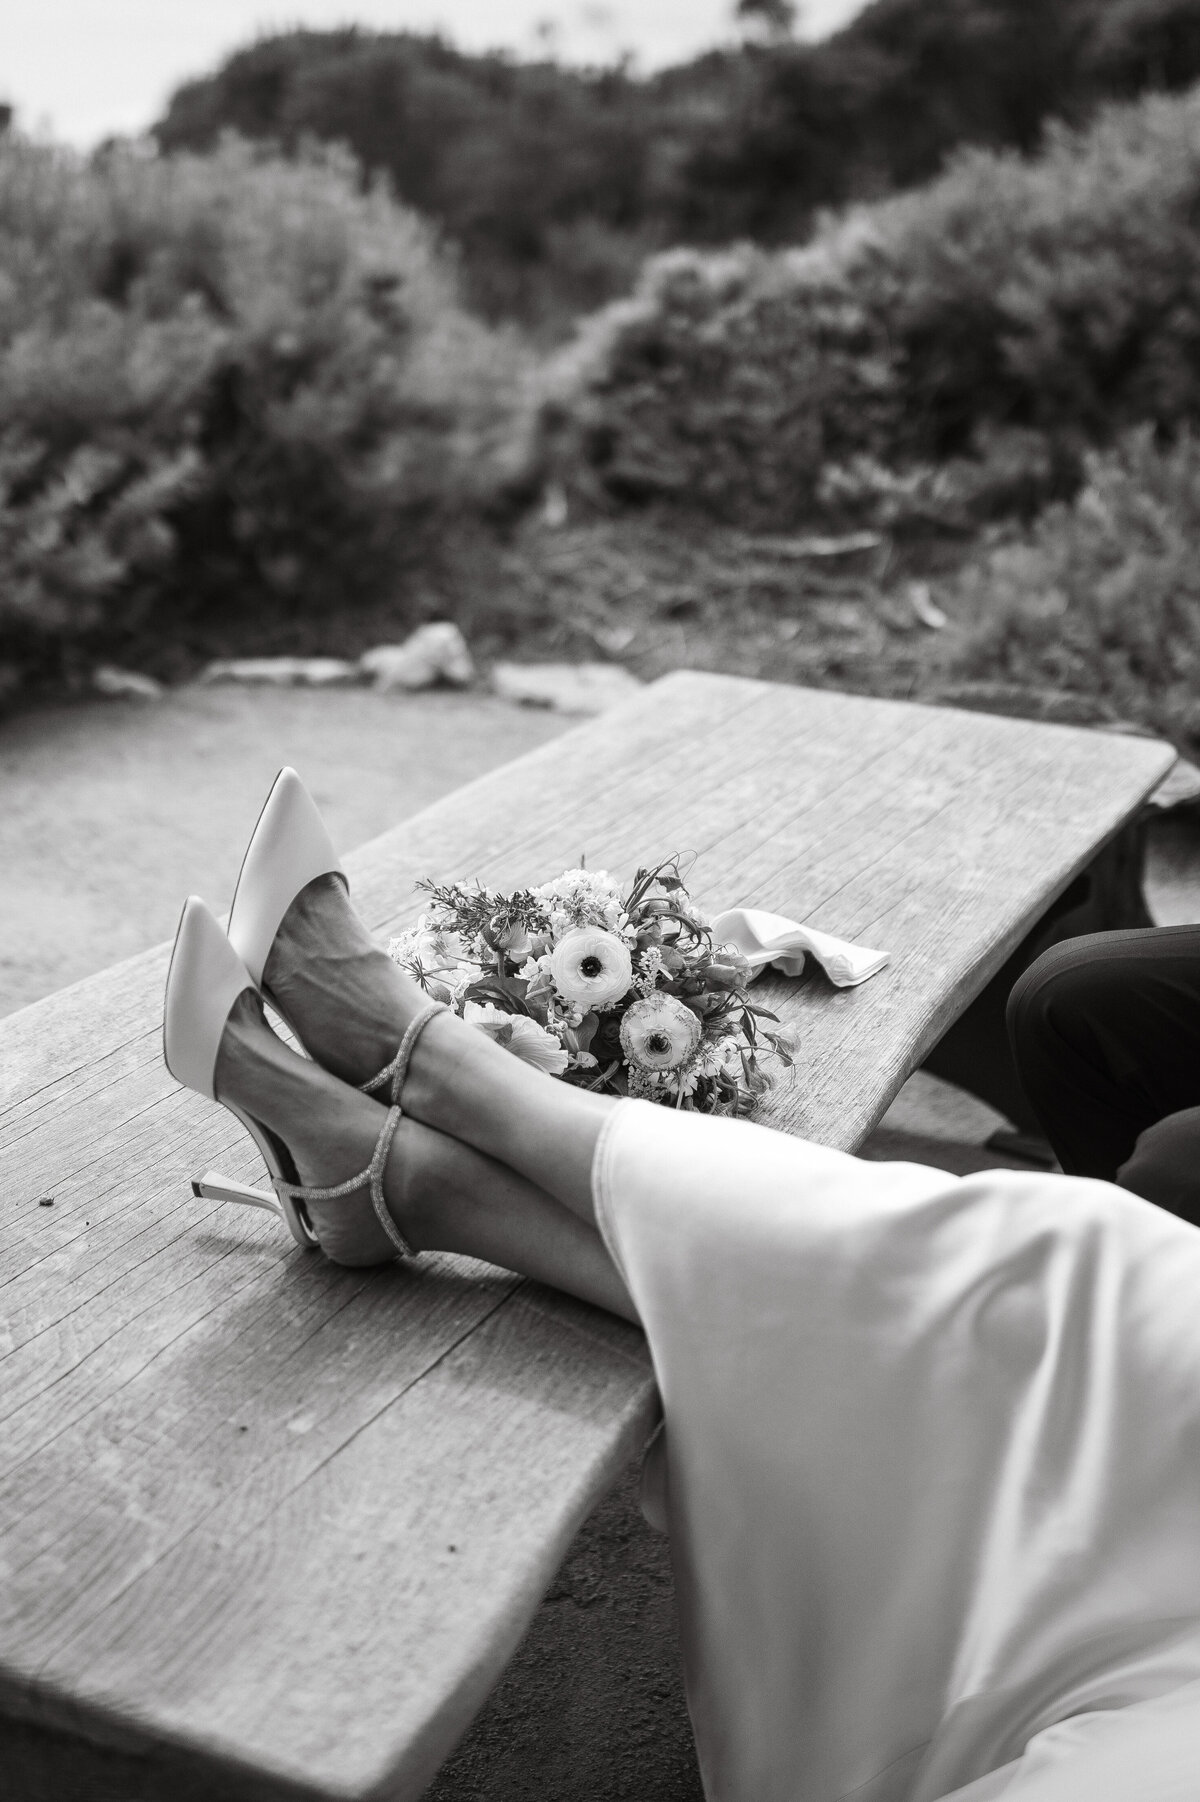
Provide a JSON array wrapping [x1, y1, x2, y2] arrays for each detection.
[[536, 86, 1200, 750], [0, 136, 531, 694], [3, 50, 1200, 754], [155, 0, 1200, 331], [552, 90, 1200, 527]]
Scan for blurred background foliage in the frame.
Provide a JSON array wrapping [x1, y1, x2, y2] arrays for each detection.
[[947, 428, 1200, 750], [0, 134, 532, 688], [553, 89, 1200, 522], [156, 0, 1200, 332], [2, 0, 1200, 750]]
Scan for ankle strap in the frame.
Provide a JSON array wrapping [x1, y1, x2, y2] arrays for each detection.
[[274, 1103, 412, 1259], [359, 1000, 447, 1106]]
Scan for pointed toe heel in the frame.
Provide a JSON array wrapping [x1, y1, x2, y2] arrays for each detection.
[[165, 896, 416, 1263], [164, 896, 319, 1249], [227, 767, 345, 996]]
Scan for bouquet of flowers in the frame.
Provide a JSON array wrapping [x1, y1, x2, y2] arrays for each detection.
[[387, 860, 796, 1115]]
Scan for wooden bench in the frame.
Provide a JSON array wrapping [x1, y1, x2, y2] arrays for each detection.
[[0, 671, 1175, 1802]]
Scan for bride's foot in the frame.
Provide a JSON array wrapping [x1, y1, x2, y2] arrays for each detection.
[[261, 874, 522, 1132], [262, 875, 438, 1088], [228, 770, 613, 1239], [214, 988, 432, 1266], [213, 989, 637, 1316], [261, 872, 614, 1231]]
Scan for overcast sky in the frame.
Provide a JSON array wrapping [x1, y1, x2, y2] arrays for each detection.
[[2, 1, 869, 147]]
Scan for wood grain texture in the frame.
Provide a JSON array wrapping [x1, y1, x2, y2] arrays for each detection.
[[0, 672, 1175, 1800]]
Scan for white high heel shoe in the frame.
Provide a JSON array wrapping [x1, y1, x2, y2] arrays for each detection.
[[227, 767, 344, 996], [226, 766, 446, 1106], [163, 896, 413, 1258]]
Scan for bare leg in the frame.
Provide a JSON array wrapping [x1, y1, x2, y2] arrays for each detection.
[[214, 990, 637, 1321], [265, 876, 619, 1226]]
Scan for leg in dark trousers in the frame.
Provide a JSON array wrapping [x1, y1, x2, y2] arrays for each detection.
[[1007, 926, 1200, 1224]]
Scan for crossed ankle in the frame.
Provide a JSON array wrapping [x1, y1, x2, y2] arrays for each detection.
[[381, 1118, 450, 1253], [397, 1010, 562, 1182]]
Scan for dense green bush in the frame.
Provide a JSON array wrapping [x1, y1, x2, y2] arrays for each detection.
[[0, 133, 532, 687], [551, 86, 1200, 527], [945, 427, 1200, 749]]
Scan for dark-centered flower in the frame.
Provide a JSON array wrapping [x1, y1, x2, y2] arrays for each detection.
[[550, 927, 634, 1009], [619, 993, 702, 1071]]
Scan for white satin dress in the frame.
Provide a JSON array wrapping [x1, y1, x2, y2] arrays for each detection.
[[591, 1100, 1200, 1802]]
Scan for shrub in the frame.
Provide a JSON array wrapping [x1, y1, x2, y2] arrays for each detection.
[[550, 86, 1200, 528], [154, 7, 1200, 330], [855, 86, 1200, 457], [546, 236, 901, 527], [0, 133, 532, 687], [944, 427, 1200, 750], [157, 31, 661, 332]]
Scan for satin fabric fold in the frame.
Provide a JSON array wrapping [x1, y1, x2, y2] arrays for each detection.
[[591, 1100, 1200, 1802], [711, 906, 889, 986]]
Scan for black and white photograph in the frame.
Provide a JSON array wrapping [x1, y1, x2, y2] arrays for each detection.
[[3, 3, 1200, 1799]]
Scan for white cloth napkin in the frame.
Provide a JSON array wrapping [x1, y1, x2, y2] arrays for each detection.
[[711, 906, 889, 988]]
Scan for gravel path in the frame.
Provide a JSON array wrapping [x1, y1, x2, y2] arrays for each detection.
[[0, 684, 566, 1020]]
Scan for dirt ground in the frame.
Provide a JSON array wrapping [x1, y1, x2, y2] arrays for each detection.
[[3, 682, 1198, 1802], [0, 683, 567, 1019]]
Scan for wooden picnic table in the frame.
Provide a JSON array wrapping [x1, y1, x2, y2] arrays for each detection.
[[0, 671, 1176, 1802]]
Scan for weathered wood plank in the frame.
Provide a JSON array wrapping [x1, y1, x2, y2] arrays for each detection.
[[3, 1288, 653, 1802], [0, 672, 1175, 1800]]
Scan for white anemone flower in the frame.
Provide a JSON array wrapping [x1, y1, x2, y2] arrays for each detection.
[[463, 1001, 569, 1075], [619, 993, 702, 1071], [550, 928, 634, 1010]]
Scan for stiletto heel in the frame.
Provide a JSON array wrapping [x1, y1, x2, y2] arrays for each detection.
[[227, 767, 344, 996], [164, 898, 416, 1260], [192, 1172, 284, 1213], [165, 896, 320, 1248]]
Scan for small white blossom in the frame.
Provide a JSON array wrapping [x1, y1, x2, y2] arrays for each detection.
[[386, 931, 421, 973], [441, 961, 485, 1002], [522, 952, 555, 992], [696, 1035, 740, 1078], [677, 895, 711, 930], [672, 1063, 702, 1099], [534, 868, 625, 939], [387, 914, 469, 977], [633, 944, 665, 996]]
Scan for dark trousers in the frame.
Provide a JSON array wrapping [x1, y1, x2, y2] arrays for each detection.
[[1007, 926, 1200, 1225]]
